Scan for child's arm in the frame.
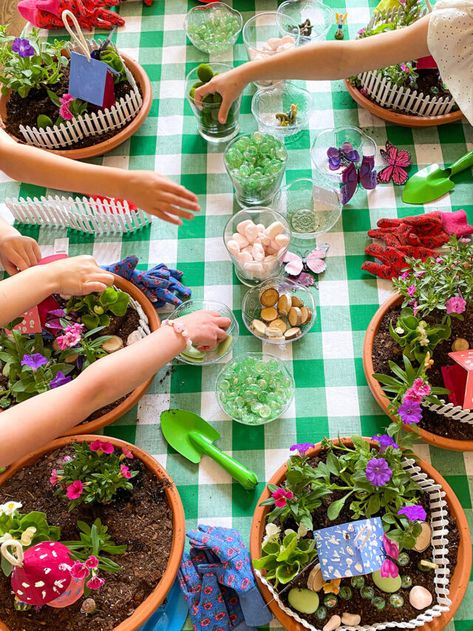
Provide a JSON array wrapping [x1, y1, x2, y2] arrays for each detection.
[[0, 129, 200, 226], [196, 15, 430, 123], [0, 310, 230, 466], [0, 256, 114, 327], [0, 217, 41, 274]]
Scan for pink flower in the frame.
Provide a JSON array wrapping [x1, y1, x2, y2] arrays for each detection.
[[121, 447, 134, 459], [380, 559, 399, 578], [56, 324, 84, 350], [59, 93, 74, 120], [85, 555, 99, 570], [446, 295, 466, 315], [120, 464, 132, 479], [70, 561, 89, 580], [400, 271, 410, 281], [50, 468, 58, 486], [383, 534, 399, 560], [89, 440, 114, 455], [86, 575, 105, 590], [271, 487, 294, 508], [407, 284, 416, 297], [66, 480, 84, 500], [435, 257, 444, 263], [63, 455, 73, 463], [409, 378, 431, 400]]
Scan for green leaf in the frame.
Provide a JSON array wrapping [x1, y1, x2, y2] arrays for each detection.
[[36, 114, 53, 129], [327, 495, 348, 520], [46, 88, 61, 106]]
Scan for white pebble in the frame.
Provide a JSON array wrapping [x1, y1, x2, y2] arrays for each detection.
[[275, 233, 290, 248], [323, 615, 341, 631], [341, 613, 361, 626], [265, 221, 286, 239], [252, 243, 265, 261], [245, 223, 259, 243], [237, 251, 252, 265], [226, 239, 240, 256], [409, 586, 433, 610], [237, 219, 254, 236]]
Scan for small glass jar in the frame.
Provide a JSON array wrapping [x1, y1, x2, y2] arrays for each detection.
[[185, 3, 243, 55], [277, 0, 334, 44], [251, 82, 312, 140]]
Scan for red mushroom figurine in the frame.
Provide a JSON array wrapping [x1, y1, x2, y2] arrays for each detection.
[[1, 539, 84, 607]]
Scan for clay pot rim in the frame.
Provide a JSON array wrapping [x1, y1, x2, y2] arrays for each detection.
[[363, 292, 473, 451], [344, 80, 464, 128], [0, 434, 186, 631], [249, 436, 472, 631], [0, 53, 152, 160]]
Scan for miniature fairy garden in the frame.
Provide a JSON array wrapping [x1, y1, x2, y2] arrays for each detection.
[[370, 236, 473, 441], [0, 437, 176, 630], [0, 282, 150, 424], [252, 429, 459, 630], [0, 26, 144, 151]]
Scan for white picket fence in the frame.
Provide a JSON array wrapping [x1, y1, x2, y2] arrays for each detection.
[[425, 400, 473, 426], [5, 195, 150, 235]]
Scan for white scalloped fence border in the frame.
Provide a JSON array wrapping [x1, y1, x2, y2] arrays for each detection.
[[5, 195, 150, 235], [18, 40, 142, 150], [255, 457, 451, 631], [424, 400, 473, 426], [353, 8, 457, 117], [128, 293, 151, 340]]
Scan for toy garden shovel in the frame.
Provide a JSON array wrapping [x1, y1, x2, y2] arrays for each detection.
[[402, 149, 473, 204], [160, 409, 258, 491]]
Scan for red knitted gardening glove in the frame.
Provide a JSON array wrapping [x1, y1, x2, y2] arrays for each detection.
[[18, 0, 125, 29], [362, 243, 435, 280], [367, 212, 450, 249]]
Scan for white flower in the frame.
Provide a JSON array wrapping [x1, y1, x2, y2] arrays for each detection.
[[297, 523, 309, 538], [20, 527, 36, 546], [263, 523, 281, 545], [395, 327, 404, 335], [0, 533, 13, 543], [0, 501, 22, 516]]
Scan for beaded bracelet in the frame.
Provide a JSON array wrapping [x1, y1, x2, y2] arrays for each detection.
[[163, 319, 193, 350]]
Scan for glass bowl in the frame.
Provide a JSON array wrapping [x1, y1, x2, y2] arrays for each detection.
[[242, 277, 316, 345], [167, 300, 238, 365], [216, 352, 295, 425], [223, 207, 291, 287], [242, 12, 300, 88], [224, 132, 288, 207], [277, 0, 335, 44], [251, 82, 312, 139], [274, 178, 342, 254], [185, 3, 243, 55], [186, 63, 241, 143], [311, 126, 377, 185]]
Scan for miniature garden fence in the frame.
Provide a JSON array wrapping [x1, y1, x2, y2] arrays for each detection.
[[5, 195, 150, 235], [354, 9, 457, 117], [18, 40, 142, 150], [255, 458, 451, 631], [424, 401, 473, 426]]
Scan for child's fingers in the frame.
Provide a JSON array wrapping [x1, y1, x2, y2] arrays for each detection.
[[30, 240, 42, 264], [7, 251, 29, 273], [156, 203, 195, 221], [158, 192, 200, 212], [154, 211, 183, 227], [3, 259, 19, 276], [162, 181, 198, 203], [217, 98, 232, 124], [82, 281, 110, 293]]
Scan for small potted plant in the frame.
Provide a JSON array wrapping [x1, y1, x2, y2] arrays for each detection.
[[250, 432, 471, 631], [364, 236, 473, 451], [0, 434, 185, 630], [0, 27, 152, 159], [345, 0, 463, 127], [0, 275, 159, 435]]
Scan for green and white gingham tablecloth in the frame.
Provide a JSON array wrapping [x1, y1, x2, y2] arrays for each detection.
[[0, 0, 472, 628]]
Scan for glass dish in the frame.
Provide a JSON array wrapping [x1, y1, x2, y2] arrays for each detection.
[[167, 300, 238, 365], [277, 0, 335, 44], [216, 352, 295, 425], [185, 3, 243, 55], [242, 277, 316, 345], [224, 207, 291, 287], [186, 63, 241, 143], [251, 82, 312, 139]]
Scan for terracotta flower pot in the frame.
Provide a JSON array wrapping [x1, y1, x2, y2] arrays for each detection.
[[250, 437, 472, 631], [344, 80, 464, 128], [0, 434, 186, 631], [61, 273, 159, 436], [0, 53, 152, 160], [364, 293, 473, 451]]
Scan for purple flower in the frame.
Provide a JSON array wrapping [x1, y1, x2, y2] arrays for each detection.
[[400, 271, 410, 281], [48, 309, 66, 317], [12, 37, 35, 58], [398, 504, 427, 522], [372, 434, 399, 453], [290, 442, 313, 456], [398, 399, 422, 425], [400, 63, 410, 73], [365, 458, 392, 487], [21, 353, 48, 371], [49, 371, 72, 389], [446, 295, 466, 315], [327, 146, 342, 170], [407, 284, 416, 297]]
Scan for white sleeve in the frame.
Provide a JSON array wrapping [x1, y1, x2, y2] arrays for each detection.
[[427, 0, 473, 125]]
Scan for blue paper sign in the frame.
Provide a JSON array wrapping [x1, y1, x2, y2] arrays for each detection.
[[69, 51, 118, 108], [314, 517, 385, 580]]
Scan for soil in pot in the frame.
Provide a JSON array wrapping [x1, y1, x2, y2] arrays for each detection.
[[372, 303, 473, 440], [0, 446, 173, 631], [5, 67, 141, 150]]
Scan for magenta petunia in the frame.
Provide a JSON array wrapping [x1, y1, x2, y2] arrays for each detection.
[[398, 399, 422, 425], [89, 440, 114, 455], [86, 575, 105, 590], [121, 447, 134, 459], [271, 487, 294, 508], [66, 480, 84, 500], [380, 559, 399, 578], [49, 469, 58, 487], [383, 534, 399, 560], [446, 295, 466, 315], [365, 458, 392, 487], [120, 464, 132, 479], [398, 504, 427, 522], [59, 93, 75, 121], [70, 561, 89, 580], [407, 284, 416, 297], [406, 378, 431, 401], [85, 555, 99, 570]]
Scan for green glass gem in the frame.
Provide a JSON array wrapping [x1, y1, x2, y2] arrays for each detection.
[[401, 575, 412, 589], [372, 596, 386, 610], [360, 586, 375, 600], [323, 594, 338, 609], [389, 593, 404, 608], [351, 576, 365, 589], [315, 605, 328, 620], [397, 552, 410, 567], [339, 586, 352, 600]]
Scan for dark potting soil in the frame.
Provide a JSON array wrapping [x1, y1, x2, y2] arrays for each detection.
[[276, 450, 460, 627], [372, 303, 473, 440], [0, 446, 173, 631], [5, 67, 138, 150]]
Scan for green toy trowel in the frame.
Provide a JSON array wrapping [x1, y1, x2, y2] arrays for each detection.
[[160, 409, 258, 491], [402, 149, 473, 204]]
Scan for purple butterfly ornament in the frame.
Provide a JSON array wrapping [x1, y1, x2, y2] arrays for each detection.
[[341, 155, 377, 205], [327, 142, 360, 170]]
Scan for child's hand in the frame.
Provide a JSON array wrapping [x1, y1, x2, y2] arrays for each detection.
[[176, 310, 231, 351], [126, 172, 200, 226], [46, 255, 115, 296], [195, 68, 246, 124], [0, 233, 41, 275]]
